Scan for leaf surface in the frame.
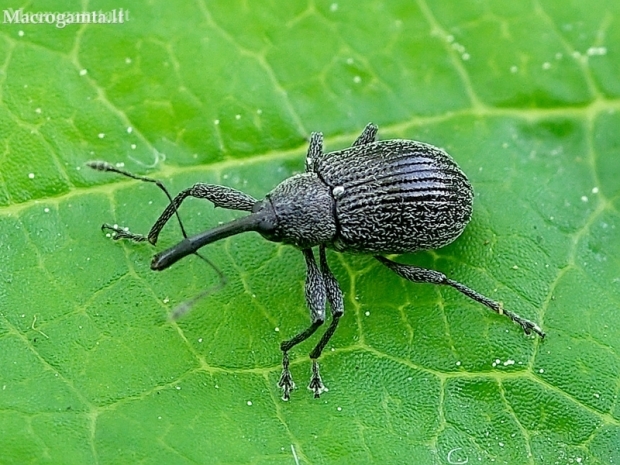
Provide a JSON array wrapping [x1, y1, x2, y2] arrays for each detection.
[[0, 1, 619, 464]]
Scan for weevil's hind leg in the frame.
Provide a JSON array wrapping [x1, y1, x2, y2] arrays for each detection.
[[352, 123, 378, 146], [375, 256, 545, 338], [305, 132, 324, 173], [146, 184, 257, 244], [278, 248, 326, 400], [306, 246, 345, 397]]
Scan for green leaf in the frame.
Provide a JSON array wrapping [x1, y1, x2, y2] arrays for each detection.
[[1, 1, 619, 464]]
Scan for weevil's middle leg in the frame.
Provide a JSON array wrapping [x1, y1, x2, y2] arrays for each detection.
[[278, 248, 326, 400], [375, 256, 545, 338], [305, 246, 345, 397]]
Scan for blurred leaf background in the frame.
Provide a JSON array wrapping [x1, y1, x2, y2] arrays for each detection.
[[0, 0, 619, 464]]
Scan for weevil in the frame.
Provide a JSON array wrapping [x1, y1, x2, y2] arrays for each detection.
[[89, 123, 545, 400]]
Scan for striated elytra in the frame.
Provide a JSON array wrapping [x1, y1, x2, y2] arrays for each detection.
[[89, 123, 545, 401]]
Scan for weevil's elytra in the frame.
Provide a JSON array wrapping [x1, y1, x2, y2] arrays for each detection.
[[89, 123, 545, 401]]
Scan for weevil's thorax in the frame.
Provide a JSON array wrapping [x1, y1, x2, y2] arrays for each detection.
[[259, 173, 337, 249]]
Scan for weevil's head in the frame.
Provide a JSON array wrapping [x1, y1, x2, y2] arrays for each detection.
[[257, 172, 337, 249]]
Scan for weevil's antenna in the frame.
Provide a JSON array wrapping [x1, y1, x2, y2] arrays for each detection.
[[87, 161, 227, 317], [87, 161, 190, 237]]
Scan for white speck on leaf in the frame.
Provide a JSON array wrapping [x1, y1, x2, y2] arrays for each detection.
[[581, 196, 588, 202], [28, 173, 35, 179], [98, 133, 105, 139], [80, 69, 87, 76], [587, 46, 607, 56], [247, 400, 252, 406], [592, 187, 599, 194]]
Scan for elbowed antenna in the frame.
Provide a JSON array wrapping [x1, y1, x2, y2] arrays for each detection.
[[151, 208, 274, 271]]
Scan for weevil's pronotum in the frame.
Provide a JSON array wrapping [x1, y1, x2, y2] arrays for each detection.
[[89, 123, 545, 400]]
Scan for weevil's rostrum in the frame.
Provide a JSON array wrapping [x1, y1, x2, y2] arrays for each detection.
[[89, 123, 545, 401]]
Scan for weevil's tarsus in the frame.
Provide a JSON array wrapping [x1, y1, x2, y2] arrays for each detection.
[[308, 360, 328, 398], [278, 351, 295, 401], [375, 256, 546, 339], [101, 223, 148, 242]]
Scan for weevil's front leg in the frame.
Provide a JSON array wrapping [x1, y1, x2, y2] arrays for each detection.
[[146, 184, 257, 244], [352, 123, 378, 146], [101, 184, 256, 243], [278, 249, 326, 400], [375, 256, 545, 338], [305, 132, 324, 173], [88, 161, 257, 244], [306, 246, 345, 397]]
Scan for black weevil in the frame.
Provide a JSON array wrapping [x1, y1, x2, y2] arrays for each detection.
[[89, 123, 545, 400]]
